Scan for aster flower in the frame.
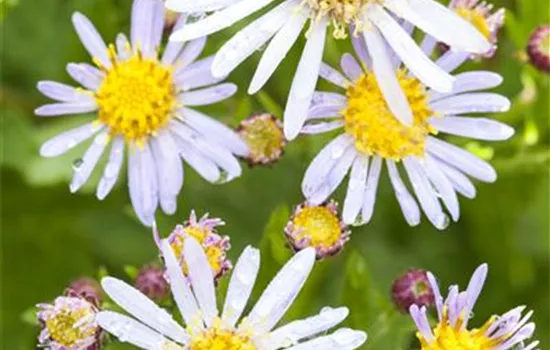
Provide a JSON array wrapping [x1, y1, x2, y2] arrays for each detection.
[[391, 269, 434, 313], [238, 113, 286, 166], [285, 200, 350, 259], [527, 25, 550, 73], [155, 210, 233, 281], [166, 0, 491, 140], [96, 237, 368, 349], [445, 0, 505, 59], [410, 264, 539, 350], [35, 0, 248, 226], [37, 294, 101, 349], [300, 29, 513, 229]]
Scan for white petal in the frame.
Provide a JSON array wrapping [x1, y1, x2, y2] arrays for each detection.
[[429, 71, 503, 102], [212, 0, 296, 79], [361, 155, 382, 223], [367, 4, 454, 93], [166, 0, 240, 13], [247, 248, 316, 333], [402, 157, 447, 229], [116, 33, 132, 61], [423, 154, 460, 221], [162, 16, 188, 65], [420, 34, 437, 56], [431, 93, 511, 115], [70, 131, 109, 193], [435, 50, 469, 73], [175, 138, 221, 183], [100, 277, 189, 343], [175, 37, 207, 69], [221, 246, 261, 327], [96, 311, 177, 349], [179, 83, 237, 106], [180, 108, 249, 157], [160, 240, 203, 333], [363, 27, 413, 126], [351, 33, 371, 68], [151, 132, 183, 214], [426, 136, 497, 182], [319, 62, 349, 88], [387, 160, 420, 226], [184, 237, 218, 327], [430, 116, 514, 141], [35, 101, 97, 116], [248, 7, 307, 94], [40, 122, 104, 157], [169, 0, 277, 42], [71, 12, 110, 68], [66, 63, 104, 91], [286, 328, 367, 350], [128, 144, 158, 226], [131, 0, 162, 57], [436, 160, 476, 199], [174, 56, 226, 91], [266, 307, 350, 350], [37, 81, 93, 103], [283, 19, 327, 140], [301, 120, 344, 134], [343, 156, 369, 224], [340, 53, 363, 81], [97, 137, 125, 200]]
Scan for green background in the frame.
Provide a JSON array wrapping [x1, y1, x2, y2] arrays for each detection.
[[1, 0, 548, 348]]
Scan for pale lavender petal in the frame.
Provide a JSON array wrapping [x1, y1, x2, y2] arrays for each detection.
[[423, 154, 460, 221], [340, 53, 363, 81], [71, 12, 110, 67], [151, 131, 183, 214], [173, 56, 225, 91], [361, 155, 382, 224], [343, 156, 369, 224], [435, 50, 469, 73], [35, 101, 97, 117], [161, 15, 188, 65], [420, 34, 437, 56], [131, 0, 160, 57], [66, 63, 105, 91], [429, 71, 503, 102], [128, 144, 157, 226], [387, 159, 420, 226], [285, 328, 367, 350], [301, 120, 344, 134], [430, 116, 514, 141], [116, 33, 132, 61], [174, 137, 221, 183], [461, 263, 488, 328], [40, 122, 104, 157], [178, 83, 237, 106], [37, 81, 93, 103], [175, 37, 207, 70], [426, 272, 443, 321], [166, 0, 239, 12], [351, 32, 371, 68], [436, 160, 477, 199], [409, 305, 434, 343], [431, 93, 510, 115], [319, 62, 349, 88], [70, 131, 109, 193], [97, 136, 125, 200]]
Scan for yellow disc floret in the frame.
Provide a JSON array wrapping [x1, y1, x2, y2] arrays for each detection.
[[169, 233, 225, 277], [293, 206, 343, 248], [306, 0, 369, 38], [95, 49, 177, 145], [455, 7, 492, 40], [44, 300, 97, 347], [189, 321, 257, 350], [342, 70, 435, 160]]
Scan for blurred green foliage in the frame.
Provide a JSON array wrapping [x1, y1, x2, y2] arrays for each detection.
[[1, 0, 549, 349]]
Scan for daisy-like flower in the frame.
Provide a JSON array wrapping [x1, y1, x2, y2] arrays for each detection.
[[166, 0, 492, 140], [445, 0, 505, 58], [155, 210, 233, 281], [300, 30, 513, 229], [238, 113, 286, 166], [96, 237, 368, 349], [285, 200, 350, 259], [35, 0, 248, 226], [410, 264, 539, 350], [37, 293, 101, 349]]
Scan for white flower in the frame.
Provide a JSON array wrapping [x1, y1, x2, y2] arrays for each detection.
[[35, 0, 248, 226], [96, 238, 367, 349], [166, 0, 491, 140], [300, 32, 513, 229], [410, 264, 539, 350]]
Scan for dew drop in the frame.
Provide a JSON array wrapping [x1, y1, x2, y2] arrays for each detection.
[[72, 158, 84, 171]]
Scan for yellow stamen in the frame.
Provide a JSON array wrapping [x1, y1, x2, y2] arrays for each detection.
[[189, 319, 257, 350], [305, 0, 369, 38], [293, 206, 342, 247], [45, 304, 96, 347], [342, 70, 435, 160], [95, 48, 177, 144], [170, 232, 224, 276]]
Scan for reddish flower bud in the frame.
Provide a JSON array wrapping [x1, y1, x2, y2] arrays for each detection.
[[391, 269, 434, 313], [135, 265, 170, 302], [527, 25, 550, 72]]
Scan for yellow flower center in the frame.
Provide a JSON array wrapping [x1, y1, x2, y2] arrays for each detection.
[[342, 70, 435, 160], [95, 48, 177, 145], [293, 206, 342, 247], [455, 8, 491, 40], [45, 304, 96, 347], [306, 0, 369, 38], [239, 114, 285, 165], [170, 231, 224, 276], [189, 323, 257, 350], [419, 310, 499, 350]]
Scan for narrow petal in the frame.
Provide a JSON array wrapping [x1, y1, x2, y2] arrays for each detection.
[[283, 19, 327, 140], [37, 81, 93, 103], [128, 144, 157, 226], [96, 311, 178, 349], [131, 0, 161, 57], [40, 122, 104, 157], [430, 116, 514, 141], [319, 62, 349, 88], [361, 155, 382, 224], [431, 93, 511, 115], [221, 246, 261, 328], [100, 277, 189, 343], [429, 71, 503, 102], [212, 0, 297, 79], [151, 132, 183, 214], [426, 136, 497, 182], [387, 160, 420, 226], [248, 7, 307, 94], [116, 33, 132, 61], [343, 156, 369, 224], [66, 63, 104, 91], [423, 155, 460, 221], [367, 4, 454, 93], [175, 37, 207, 70], [162, 15, 188, 65], [174, 56, 226, 91], [435, 50, 470, 73], [247, 248, 316, 333], [420, 34, 437, 56], [166, 0, 240, 12], [174, 137, 221, 183], [97, 136, 125, 200], [436, 160, 477, 199], [351, 33, 371, 68], [363, 27, 413, 126], [462, 263, 488, 328], [184, 237, 218, 327], [160, 240, 203, 333], [70, 131, 109, 193], [169, 0, 277, 42], [426, 272, 444, 321], [35, 101, 97, 117], [340, 53, 363, 82], [71, 12, 110, 68], [179, 83, 237, 106], [409, 305, 434, 342], [286, 328, 367, 350], [301, 120, 344, 134], [266, 307, 350, 350]]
